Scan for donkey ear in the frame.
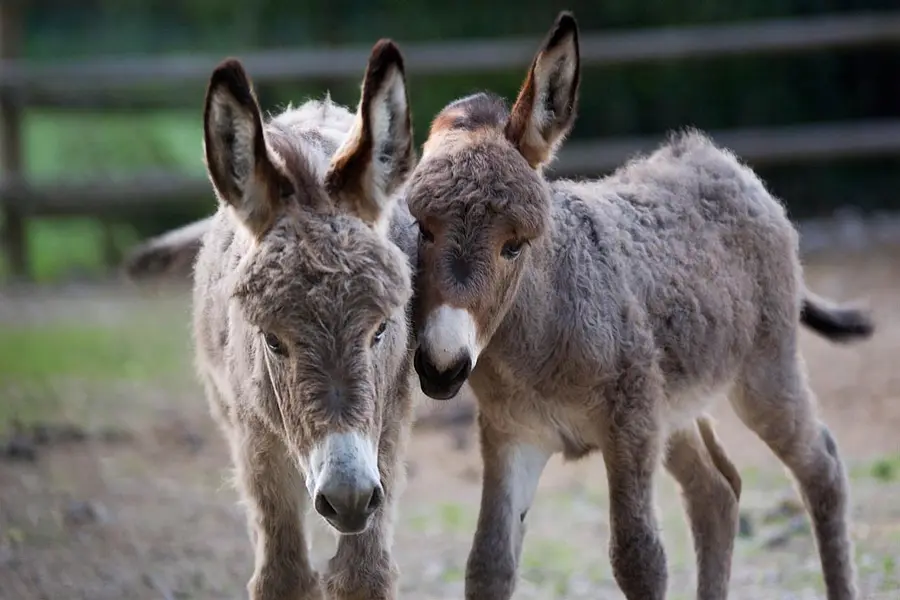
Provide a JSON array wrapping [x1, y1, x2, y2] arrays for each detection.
[[325, 39, 415, 235], [505, 12, 581, 169], [203, 59, 284, 239]]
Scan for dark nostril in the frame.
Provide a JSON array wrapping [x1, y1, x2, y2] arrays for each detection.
[[414, 348, 439, 380], [447, 356, 471, 384], [314, 493, 338, 520], [415, 349, 472, 390], [366, 486, 384, 514]]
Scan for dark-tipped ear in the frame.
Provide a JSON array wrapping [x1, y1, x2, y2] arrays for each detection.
[[203, 59, 283, 239], [505, 12, 581, 169], [324, 39, 415, 236]]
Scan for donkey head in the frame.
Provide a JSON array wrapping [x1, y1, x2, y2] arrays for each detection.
[[407, 12, 581, 399], [207, 41, 414, 534]]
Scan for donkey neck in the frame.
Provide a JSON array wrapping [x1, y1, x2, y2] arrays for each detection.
[[480, 183, 625, 393]]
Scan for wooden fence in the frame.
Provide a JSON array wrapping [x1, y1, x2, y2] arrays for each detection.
[[3, 9, 900, 278]]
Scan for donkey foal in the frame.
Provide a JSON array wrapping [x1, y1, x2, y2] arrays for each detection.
[[408, 12, 872, 600], [190, 41, 417, 600]]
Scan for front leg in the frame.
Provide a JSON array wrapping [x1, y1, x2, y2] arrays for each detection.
[[602, 403, 668, 599], [465, 416, 552, 600], [230, 418, 321, 600], [322, 515, 398, 600]]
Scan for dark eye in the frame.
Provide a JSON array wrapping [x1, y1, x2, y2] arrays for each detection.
[[264, 332, 286, 356], [418, 221, 434, 243], [279, 178, 295, 199], [501, 239, 526, 259], [372, 320, 388, 346]]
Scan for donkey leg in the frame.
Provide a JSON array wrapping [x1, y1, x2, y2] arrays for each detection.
[[230, 417, 321, 600], [602, 407, 668, 600], [732, 353, 857, 600], [465, 417, 552, 600], [664, 416, 741, 600]]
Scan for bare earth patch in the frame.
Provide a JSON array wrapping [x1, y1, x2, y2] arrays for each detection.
[[1, 249, 899, 599]]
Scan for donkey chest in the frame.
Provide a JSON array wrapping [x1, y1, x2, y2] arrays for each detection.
[[471, 363, 603, 460]]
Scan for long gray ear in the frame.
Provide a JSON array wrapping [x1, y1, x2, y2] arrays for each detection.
[[203, 59, 287, 239], [505, 11, 581, 169], [324, 39, 415, 236]]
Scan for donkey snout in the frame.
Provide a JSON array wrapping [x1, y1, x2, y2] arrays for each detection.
[[308, 430, 382, 535], [314, 476, 383, 535], [414, 347, 471, 400]]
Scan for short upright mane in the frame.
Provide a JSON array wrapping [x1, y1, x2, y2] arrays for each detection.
[[430, 92, 509, 134]]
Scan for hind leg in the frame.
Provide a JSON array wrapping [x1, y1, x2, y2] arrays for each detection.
[[732, 353, 857, 600], [664, 416, 741, 600]]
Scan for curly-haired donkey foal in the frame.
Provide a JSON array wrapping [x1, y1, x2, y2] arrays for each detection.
[[409, 12, 873, 600], [190, 41, 418, 600]]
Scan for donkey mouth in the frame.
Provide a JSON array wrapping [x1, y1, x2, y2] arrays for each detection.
[[322, 515, 371, 536], [414, 348, 470, 400]]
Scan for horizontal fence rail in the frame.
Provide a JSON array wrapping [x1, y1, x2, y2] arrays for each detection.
[[5, 119, 900, 216], [2, 12, 900, 102], [3, 11, 900, 278], [551, 119, 900, 177]]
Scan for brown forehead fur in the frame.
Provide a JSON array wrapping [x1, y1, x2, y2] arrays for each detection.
[[410, 92, 549, 239], [233, 207, 411, 332]]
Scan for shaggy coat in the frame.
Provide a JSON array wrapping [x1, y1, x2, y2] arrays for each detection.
[[409, 12, 872, 600], [182, 41, 418, 600]]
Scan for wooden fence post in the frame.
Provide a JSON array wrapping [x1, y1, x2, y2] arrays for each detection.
[[1, 1, 26, 280]]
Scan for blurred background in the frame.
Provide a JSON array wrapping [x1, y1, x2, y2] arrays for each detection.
[[1, 1, 899, 599]]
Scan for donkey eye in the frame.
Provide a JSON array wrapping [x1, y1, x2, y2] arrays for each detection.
[[501, 239, 526, 260], [264, 332, 286, 356], [279, 178, 295, 199], [417, 221, 434, 243], [372, 320, 388, 346]]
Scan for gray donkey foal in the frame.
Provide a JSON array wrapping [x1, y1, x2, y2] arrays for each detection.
[[410, 12, 873, 600], [190, 41, 417, 599]]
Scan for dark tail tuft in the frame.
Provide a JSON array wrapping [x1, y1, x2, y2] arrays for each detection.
[[800, 294, 874, 343], [120, 217, 211, 282], [123, 242, 185, 280]]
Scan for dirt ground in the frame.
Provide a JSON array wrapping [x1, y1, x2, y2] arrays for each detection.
[[1, 248, 899, 600]]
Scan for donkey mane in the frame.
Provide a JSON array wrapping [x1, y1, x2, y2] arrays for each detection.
[[430, 92, 509, 135]]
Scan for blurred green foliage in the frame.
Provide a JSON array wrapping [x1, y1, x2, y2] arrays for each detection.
[[6, 0, 900, 280]]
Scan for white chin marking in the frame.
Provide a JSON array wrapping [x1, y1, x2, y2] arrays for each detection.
[[422, 305, 483, 371], [304, 431, 379, 497]]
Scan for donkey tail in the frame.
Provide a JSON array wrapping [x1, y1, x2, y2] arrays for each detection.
[[800, 289, 874, 343], [123, 216, 213, 281]]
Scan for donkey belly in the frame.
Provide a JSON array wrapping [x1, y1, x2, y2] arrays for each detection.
[[661, 380, 732, 436]]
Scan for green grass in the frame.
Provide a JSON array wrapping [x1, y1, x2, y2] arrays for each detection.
[[0, 321, 191, 383], [437, 502, 474, 533], [0, 315, 194, 429], [870, 456, 900, 482], [848, 455, 900, 483]]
